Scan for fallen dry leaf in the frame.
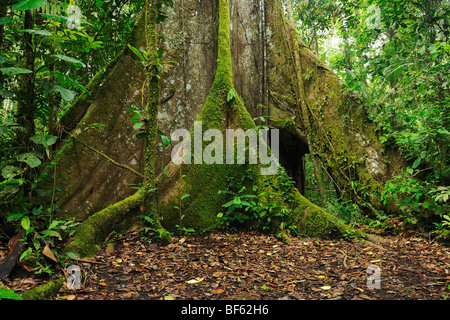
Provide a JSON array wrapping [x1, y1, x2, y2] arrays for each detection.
[[186, 277, 204, 284], [42, 243, 57, 262], [214, 288, 225, 294]]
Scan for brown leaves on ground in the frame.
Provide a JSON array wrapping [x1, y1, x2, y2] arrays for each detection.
[[52, 230, 449, 300]]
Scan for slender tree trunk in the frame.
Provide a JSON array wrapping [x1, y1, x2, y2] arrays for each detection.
[[16, 9, 36, 198], [0, 2, 7, 48]]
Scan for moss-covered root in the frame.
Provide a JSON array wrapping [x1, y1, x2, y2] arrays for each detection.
[[63, 191, 143, 258], [290, 190, 366, 240], [21, 278, 65, 300]]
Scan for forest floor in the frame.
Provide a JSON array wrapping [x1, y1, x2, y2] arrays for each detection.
[[3, 229, 450, 300]]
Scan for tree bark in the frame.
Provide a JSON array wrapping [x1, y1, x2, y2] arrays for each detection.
[[16, 9, 35, 198], [143, 0, 171, 242], [285, 0, 327, 206], [52, 0, 406, 235]]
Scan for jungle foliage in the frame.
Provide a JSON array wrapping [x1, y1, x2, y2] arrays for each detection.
[[294, 0, 449, 237]]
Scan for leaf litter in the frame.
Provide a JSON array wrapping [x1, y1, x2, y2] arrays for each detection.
[[3, 230, 449, 300], [55, 230, 450, 300]]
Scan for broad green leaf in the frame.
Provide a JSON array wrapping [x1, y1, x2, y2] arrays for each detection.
[[20, 29, 52, 36], [7, 212, 25, 221], [52, 85, 76, 101], [2, 165, 24, 179], [160, 135, 170, 147], [50, 54, 86, 67], [0, 67, 32, 76], [0, 288, 23, 300], [412, 158, 421, 169], [21, 216, 31, 230], [12, 0, 47, 11], [30, 134, 57, 147], [133, 122, 145, 130], [17, 152, 41, 168]]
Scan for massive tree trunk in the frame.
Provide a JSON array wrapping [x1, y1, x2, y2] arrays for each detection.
[[54, 0, 405, 255]]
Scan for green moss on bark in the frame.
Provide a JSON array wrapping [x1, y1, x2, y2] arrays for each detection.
[[63, 191, 142, 257], [21, 278, 65, 300]]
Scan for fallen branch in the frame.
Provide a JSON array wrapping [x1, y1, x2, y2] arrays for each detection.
[[63, 191, 143, 258], [0, 229, 26, 278]]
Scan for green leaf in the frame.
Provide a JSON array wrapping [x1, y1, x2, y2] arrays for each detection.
[[127, 44, 146, 62], [160, 135, 170, 147], [48, 220, 60, 230], [19, 247, 32, 262], [50, 54, 86, 67], [217, 212, 224, 218], [227, 89, 236, 102], [30, 134, 58, 157], [0, 67, 32, 76], [17, 152, 41, 168], [12, 0, 47, 11], [41, 229, 62, 240], [30, 134, 57, 147], [52, 85, 76, 101], [21, 216, 31, 230], [2, 165, 24, 179], [181, 194, 190, 200], [412, 158, 421, 169], [7, 212, 25, 221], [133, 122, 145, 130], [130, 112, 140, 122], [20, 29, 52, 36], [0, 288, 23, 300], [66, 251, 80, 260]]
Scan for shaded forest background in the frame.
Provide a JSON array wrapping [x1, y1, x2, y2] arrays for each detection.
[[0, 0, 449, 281]]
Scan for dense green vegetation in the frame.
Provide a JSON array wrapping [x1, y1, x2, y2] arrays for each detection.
[[1, 0, 144, 273], [295, 0, 449, 237]]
